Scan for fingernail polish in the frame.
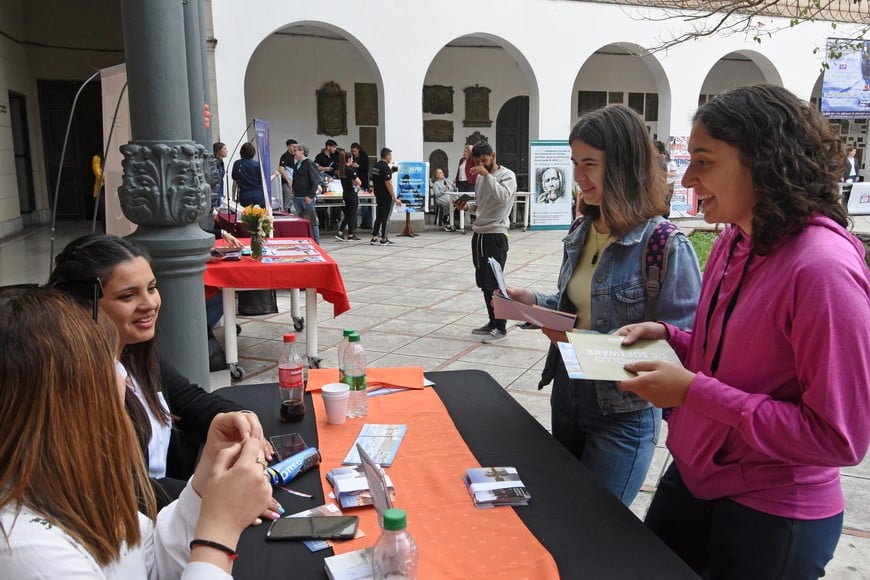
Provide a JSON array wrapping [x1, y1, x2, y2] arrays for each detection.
[[269, 510, 281, 520], [277, 504, 285, 515]]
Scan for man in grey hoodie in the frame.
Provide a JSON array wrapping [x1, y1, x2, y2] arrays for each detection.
[[455, 140, 517, 343]]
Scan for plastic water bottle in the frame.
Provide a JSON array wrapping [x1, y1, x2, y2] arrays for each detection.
[[373, 508, 418, 580], [344, 332, 367, 418], [337, 328, 355, 384], [278, 332, 305, 422]]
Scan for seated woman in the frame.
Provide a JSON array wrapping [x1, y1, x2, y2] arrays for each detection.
[[430, 168, 455, 228], [0, 289, 275, 578], [48, 234, 272, 507], [619, 84, 870, 578]]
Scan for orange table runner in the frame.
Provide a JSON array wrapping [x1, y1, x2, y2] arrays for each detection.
[[311, 384, 560, 579]]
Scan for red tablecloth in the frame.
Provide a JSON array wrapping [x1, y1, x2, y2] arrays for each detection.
[[204, 238, 350, 317], [216, 213, 313, 238]]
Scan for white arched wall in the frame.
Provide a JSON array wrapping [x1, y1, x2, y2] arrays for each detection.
[[210, 0, 853, 171]]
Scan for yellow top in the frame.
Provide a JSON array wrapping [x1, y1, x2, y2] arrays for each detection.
[[565, 226, 613, 330], [91, 155, 103, 199]]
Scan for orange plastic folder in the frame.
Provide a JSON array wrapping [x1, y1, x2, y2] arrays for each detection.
[[311, 386, 559, 579], [306, 367, 425, 391], [491, 293, 576, 331]]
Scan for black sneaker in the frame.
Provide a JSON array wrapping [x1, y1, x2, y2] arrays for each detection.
[[471, 324, 493, 336], [349, 235, 361, 241], [380, 238, 394, 245], [481, 329, 508, 343], [370, 237, 379, 245], [335, 234, 347, 242]]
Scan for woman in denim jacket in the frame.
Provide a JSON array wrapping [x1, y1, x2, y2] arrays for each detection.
[[509, 105, 701, 506]]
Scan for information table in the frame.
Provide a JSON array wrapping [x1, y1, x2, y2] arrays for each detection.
[[204, 239, 350, 377], [216, 212, 314, 238], [217, 370, 697, 579]]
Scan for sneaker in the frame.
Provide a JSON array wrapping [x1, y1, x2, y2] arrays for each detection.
[[349, 235, 361, 241], [481, 329, 508, 343], [380, 238, 394, 245], [444, 225, 455, 232], [370, 238, 379, 245], [335, 234, 347, 242], [518, 322, 541, 330], [471, 324, 494, 336]]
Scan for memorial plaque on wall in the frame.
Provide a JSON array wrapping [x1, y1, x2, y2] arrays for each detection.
[[359, 127, 377, 158], [423, 120, 453, 142], [466, 131, 488, 145], [317, 81, 347, 137], [355, 83, 378, 126], [423, 85, 454, 114], [463, 85, 492, 127]]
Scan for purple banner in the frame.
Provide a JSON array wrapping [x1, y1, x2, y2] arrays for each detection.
[[254, 118, 272, 208]]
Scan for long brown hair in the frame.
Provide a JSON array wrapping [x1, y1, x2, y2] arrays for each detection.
[[0, 290, 155, 566], [570, 105, 668, 236]]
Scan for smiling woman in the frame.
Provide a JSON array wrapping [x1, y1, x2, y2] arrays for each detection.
[[47, 234, 269, 508]]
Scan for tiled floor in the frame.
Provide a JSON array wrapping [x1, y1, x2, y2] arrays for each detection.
[[4, 216, 870, 577]]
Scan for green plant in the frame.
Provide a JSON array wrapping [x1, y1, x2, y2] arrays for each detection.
[[688, 231, 718, 272]]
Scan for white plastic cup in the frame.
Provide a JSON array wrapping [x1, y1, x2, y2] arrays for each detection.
[[321, 383, 350, 425]]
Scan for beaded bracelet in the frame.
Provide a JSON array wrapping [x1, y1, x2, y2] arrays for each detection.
[[189, 539, 238, 561]]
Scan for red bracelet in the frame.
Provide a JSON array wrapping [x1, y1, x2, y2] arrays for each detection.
[[189, 539, 238, 561]]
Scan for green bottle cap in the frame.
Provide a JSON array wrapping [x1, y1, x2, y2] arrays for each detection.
[[348, 333, 361, 343], [342, 329, 355, 337], [382, 508, 407, 531]]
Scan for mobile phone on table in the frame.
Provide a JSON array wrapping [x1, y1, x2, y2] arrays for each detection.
[[265, 516, 359, 541]]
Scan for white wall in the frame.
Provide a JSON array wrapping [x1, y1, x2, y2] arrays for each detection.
[[701, 58, 768, 95]]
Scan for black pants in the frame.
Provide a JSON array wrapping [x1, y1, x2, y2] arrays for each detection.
[[372, 193, 393, 239], [471, 232, 508, 331], [340, 192, 358, 235]]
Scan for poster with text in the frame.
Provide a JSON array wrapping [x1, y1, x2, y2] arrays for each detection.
[[668, 136, 697, 216], [253, 118, 273, 211], [529, 140, 573, 229], [394, 161, 429, 212], [822, 38, 870, 118]]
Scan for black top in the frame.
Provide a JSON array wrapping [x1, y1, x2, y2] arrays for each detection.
[[314, 151, 337, 174], [371, 160, 393, 197], [339, 167, 358, 197], [279, 151, 294, 178], [291, 158, 322, 199], [353, 153, 370, 190]]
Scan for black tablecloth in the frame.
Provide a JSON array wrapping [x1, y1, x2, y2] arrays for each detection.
[[218, 370, 697, 579]]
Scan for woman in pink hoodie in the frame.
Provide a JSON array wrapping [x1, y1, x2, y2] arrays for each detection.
[[619, 84, 870, 579]]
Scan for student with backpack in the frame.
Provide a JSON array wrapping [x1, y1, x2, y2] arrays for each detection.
[[506, 105, 701, 506]]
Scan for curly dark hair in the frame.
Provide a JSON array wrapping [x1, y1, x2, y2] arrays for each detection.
[[693, 84, 848, 255]]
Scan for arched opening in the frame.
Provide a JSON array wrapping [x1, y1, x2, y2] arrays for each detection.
[[698, 50, 781, 105], [496, 96, 530, 190]]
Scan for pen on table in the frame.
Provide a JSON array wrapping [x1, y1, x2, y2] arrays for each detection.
[[278, 486, 313, 498]]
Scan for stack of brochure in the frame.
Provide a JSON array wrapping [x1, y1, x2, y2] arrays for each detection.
[[463, 466, 531, 509], [326, 465, 396, 509]]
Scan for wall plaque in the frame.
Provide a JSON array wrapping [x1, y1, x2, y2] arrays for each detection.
[[355, 83, 378, 126], [359, 127, 377, 159], [463, 84, 492, 127], [423, 85, 454, 114], [317, 81, 347, 137], [465, 131, 488, 146], [423, 120, 454, 142]]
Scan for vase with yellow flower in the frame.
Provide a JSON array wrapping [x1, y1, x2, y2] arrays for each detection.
[[240, 204, 273, 261]]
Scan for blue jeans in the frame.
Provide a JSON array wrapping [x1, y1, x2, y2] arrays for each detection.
[[646, 463, 842, 579], [293, 196, 319, 244], [550, 361, 660, 506], [205, 291, 223, 328]]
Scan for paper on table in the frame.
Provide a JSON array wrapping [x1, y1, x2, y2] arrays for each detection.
[[565, 332, 682, 381]]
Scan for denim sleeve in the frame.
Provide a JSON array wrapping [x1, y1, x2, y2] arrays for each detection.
[[656, 233, 702, 330], [534, 290, 560, 311]]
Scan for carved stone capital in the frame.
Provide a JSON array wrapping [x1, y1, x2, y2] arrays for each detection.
[[119, 140, 211, 226]]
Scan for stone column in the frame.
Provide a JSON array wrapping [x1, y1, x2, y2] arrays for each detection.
[[119, 0, 214, 390]]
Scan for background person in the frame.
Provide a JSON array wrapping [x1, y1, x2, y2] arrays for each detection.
[[618, 84, 870, 579], [371, 147, 402, 245], [278, 138, 297, 212], [0, 289, 274, 578], [47, 234, 273, 507], [455, 140, 517, 343], [351, 143, 372, 229], [455, 144, 475, 192], [231, 142, 266, 208], [507, 105, 701, 506], [335, 149, 362, 241], [430, 167, 455, 227], [291, 143, 322, 244]]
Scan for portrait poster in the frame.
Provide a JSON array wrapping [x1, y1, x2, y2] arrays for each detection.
[[668, 136, 697, 216], [529, 140, 572, 229], [821, 38, 870, 118], [394, 161, 429, 212]]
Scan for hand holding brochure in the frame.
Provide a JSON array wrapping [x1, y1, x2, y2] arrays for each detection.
[[563, 332, 682, 381], [487, 257, 576, 331]]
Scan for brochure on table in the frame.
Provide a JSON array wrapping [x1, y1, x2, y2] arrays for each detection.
[[563, 332, 682, 381], [342, 424, 407, 467]]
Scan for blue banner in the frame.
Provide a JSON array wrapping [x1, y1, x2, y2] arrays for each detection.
[[254, 118, 272, 207], [395, 161, 429, 212], [822, 38, 870, 118]]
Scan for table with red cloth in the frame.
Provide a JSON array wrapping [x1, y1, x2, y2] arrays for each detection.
[[204, 238, 349, 376], [216, 212, 314, 238]]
